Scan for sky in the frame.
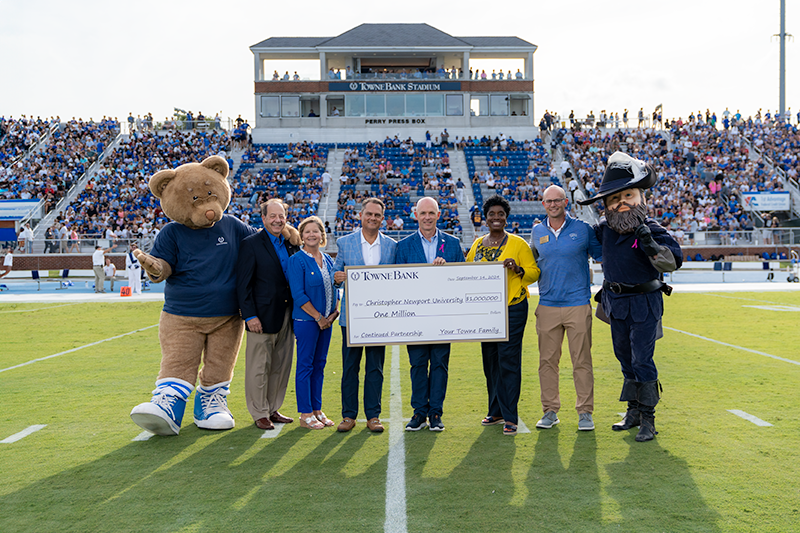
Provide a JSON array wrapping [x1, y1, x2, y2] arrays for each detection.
[[1, 0, 796, 125]]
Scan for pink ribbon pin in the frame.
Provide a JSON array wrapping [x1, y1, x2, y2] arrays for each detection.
[[632, 239, 638, 249]]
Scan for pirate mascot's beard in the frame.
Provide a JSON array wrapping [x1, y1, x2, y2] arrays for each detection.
[[605, 201, 648, 234]]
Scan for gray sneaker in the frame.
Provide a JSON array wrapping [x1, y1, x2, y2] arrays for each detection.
[[578, 413, 595, 431], [536, 411, 560, 429]]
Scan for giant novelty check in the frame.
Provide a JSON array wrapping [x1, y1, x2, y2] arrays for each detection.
[[344, 262, 508, 346]]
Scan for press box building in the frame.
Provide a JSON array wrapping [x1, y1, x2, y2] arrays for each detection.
[[250, 23, 538, 143]]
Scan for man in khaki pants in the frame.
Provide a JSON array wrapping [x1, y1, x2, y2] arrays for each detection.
[[530, 186, 603, 431], [236, 200, 300, 430]]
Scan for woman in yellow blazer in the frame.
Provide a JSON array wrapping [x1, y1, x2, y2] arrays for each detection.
[[467, 195, 540, 435]]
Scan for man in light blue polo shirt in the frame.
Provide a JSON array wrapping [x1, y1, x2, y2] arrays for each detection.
[[531, 185, 602, 431]]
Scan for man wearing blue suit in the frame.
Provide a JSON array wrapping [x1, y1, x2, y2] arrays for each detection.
[[395, 197, 465, 431], [333, 198, 397, 433]]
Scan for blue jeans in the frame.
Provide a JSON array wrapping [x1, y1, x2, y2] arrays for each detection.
[[340, 327, 385, 420], [294, 320, 332, 413], [407, 343, 450, 417], [481, 299, 528, 425]]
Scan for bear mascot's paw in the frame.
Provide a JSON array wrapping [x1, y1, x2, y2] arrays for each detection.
[[193, 381, 235, 430], [130, 379, 194, 436]]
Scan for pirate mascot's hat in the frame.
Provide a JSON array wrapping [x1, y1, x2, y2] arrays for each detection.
[[578, 151, 657, 205]]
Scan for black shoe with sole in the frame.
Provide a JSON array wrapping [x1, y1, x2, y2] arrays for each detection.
[[428, 414, 444, 432], [405, 413, 427, 431]]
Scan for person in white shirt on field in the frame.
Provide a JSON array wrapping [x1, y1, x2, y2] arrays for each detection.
[[104, 257, 117, 292], [126, 243, 143, 294], [1, 248, 13, 278], [92, 245, 112, 293]]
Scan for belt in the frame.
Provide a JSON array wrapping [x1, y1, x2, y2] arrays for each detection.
[[603, 279, 672, 296]]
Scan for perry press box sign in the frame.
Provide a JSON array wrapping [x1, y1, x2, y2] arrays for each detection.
[[344, 263, 508, 346]]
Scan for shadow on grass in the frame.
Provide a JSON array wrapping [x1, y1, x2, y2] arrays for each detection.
[[0, 423, 388, 533], [605, 432, 721, 532], [406, 426, 516, 532], [526, 427, 602, 530]]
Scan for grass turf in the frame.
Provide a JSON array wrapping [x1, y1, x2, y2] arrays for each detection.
[[0, 292, 798, 532]]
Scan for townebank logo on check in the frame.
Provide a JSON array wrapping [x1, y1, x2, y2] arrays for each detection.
[[344, 263, 508, 346]]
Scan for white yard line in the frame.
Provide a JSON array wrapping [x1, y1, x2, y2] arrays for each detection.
[[0, 324, 158, 374], [1, 425, 47, 443], [384, 345, 407, 533], [132, 431, 155, 441], [702, 293, 800, 306], [662, 326, 800, 367], [260, 423, 285, 438], [516, 417, 531, 434], [727, 410, 773, 427]]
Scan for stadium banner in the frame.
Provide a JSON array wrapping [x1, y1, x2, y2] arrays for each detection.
[[344, 262, 508, 347], [742, 192, 791, 211], [329, 81, 462, 92], [0, 200, 41, 220]]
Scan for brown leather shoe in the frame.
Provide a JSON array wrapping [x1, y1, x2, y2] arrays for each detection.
[[367, 418, 384, 433], [255, 417, 274, 430], [270, 412, 294, 424], [337, 417, 356, 432]]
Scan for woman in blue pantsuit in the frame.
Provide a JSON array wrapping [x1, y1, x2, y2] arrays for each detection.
[[287, 216, 339, 429]]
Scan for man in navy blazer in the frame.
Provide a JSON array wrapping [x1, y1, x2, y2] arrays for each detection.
[[395, 197, 465, 431], [236, 200, 300, 431], [332, 198, 397, 433]]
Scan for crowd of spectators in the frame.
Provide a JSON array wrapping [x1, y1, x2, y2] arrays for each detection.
[[270, 65, 526, 81], [58, 127, 229, 240], [0, 116, 52, 164], [333, 139, 463, 235], [555, 114, 792, 245], [231, 141, 327, 227], [0, 117, 118, 216], [468, 135, 552, 205]]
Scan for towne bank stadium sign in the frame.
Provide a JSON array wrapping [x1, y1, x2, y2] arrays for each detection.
[[329, 81, 462, 92]]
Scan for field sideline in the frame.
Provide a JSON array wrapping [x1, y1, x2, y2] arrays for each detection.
[[1, 290, 799, 532]]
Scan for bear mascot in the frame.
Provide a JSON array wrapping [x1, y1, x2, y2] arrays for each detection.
[[130, 155, 299, 436]]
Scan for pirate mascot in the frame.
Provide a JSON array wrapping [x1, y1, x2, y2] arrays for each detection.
[[579, 152, 682, 442]]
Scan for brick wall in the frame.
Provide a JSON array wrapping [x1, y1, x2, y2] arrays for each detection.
[[8, 254, 126, 272]]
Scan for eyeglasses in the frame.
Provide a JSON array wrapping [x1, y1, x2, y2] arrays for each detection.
[[543, 198, 567, 205]]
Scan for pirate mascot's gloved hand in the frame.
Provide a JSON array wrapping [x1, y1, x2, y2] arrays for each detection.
[[635, 224, 661, 257]]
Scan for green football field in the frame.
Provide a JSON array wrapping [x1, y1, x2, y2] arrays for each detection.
[[1, 291, 799, 532]]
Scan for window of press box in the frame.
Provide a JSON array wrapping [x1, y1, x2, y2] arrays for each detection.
[[260, 96, 280, 117], [386, 94, 405, 117], [426, 94, 444, 116], [300, 96, 320, 117], [345, 94, 365, 116], [490, 95, 509, 116], [446, 94, 463, 116], [470, 95, 489, 116], [281, 96, 300, 117], [327, 96, 344, 117], [366, 94, 386, 116], [406, 94, 425, 116]]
